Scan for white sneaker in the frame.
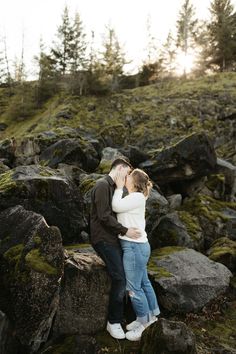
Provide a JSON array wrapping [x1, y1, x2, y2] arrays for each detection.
[[106, 321, 125, 339], [126, 324, 146, 341], [126, 316, 157, 331]]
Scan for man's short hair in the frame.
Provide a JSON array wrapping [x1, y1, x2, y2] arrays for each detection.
[[110, 157, 132, 171]]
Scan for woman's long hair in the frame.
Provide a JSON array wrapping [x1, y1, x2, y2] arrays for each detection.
[[131, 168, 153, 197]]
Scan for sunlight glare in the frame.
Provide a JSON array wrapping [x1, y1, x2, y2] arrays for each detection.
[[175, 51, 196, 75]]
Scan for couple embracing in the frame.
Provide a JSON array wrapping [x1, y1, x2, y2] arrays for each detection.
[[90, 158, 160, 341]]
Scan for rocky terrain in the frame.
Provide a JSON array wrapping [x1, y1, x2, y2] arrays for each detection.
[[0, 73, 236, 353]]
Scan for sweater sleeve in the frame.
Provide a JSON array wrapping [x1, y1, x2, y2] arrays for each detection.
[[94, 183, 128, 235], [112, 189, 144, 213]]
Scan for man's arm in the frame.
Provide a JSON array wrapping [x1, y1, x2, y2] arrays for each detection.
[[94, 182, 128, 235]]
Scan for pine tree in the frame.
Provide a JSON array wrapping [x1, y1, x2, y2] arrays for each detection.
[[176, 0, 198, 75], [100, 25, 126, 91], [160, 31, 177, 77], [207, 0, 236, 71], [51, 6, 74, 75], [70, 11, 87, 73], [35, 38, 58, 104]]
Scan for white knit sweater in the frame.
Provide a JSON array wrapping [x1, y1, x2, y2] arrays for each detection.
[[112, 189, 148, 243]]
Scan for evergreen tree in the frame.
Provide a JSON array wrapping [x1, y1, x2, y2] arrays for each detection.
[[70, 11, 87, 73], [100, 25, 126, 91], [176, 0, 198, 75], [160, 32, 177, 77], [51, 6, 74, 75], [35, 38, 58, 103], [207, 0, 236, 71]]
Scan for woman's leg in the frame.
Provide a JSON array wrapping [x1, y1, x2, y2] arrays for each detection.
[[121, 240, 150, 325], [141, 268, 160, 318]]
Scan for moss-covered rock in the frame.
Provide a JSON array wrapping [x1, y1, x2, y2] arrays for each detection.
[[207, 237, 236, 272], [0, 205, 64, 352], [149, 212, 203, 250], [148, 247, 232, 313], [0, 165, 86, 244], [39, 137, 100, 172]]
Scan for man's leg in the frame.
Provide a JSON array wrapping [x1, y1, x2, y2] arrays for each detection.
[[93, 241, 126, 324]]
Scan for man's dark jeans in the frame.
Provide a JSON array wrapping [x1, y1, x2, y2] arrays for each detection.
[[93, 240, 126, 324]]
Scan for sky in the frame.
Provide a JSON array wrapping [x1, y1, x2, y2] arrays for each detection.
[[0, 0, 236, 76]]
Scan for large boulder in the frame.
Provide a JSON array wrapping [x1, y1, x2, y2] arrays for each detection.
[[140, 318, 197, 354], [14, 137, 40, 166], [0, 138, 16, 167], [148, 247, 232, 313], [96, 147, 125, 174], [146, 188, 169, 235], [207, 237, 236, 272], [0, 165, 86, 243], [0, 205, 64, 352], [182, 194, 236, 248], [149, 212, 204, 251], [39, 138, 100, 172], [141, 133, 217, 185], [52, 250, 110, 338]]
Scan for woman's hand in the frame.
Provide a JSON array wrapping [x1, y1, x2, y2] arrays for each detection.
[[115, 171, 126, 189]]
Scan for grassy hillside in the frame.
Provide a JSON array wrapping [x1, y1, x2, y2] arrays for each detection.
[[0, 72, 236, 161]]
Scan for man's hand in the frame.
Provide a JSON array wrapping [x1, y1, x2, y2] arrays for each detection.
[[126, 228, 142, 239]]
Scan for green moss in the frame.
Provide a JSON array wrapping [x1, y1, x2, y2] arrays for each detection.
[[147, 264, 172, 279], [182, 194, 236, 222], [151, 246, 186, 260], [178, 211, 202, 241], [3, 244, 24, 264], [38, 167, 55, 177], [79, 178, 96, 195], [64, 243, 91, 250], [208, 237, 236, 261], [96, 160, 112, 174], [0, 170, 16, 192], [206, 174, 225, 191], [25, 248, 58, 275], [33, 236, 42, 246]]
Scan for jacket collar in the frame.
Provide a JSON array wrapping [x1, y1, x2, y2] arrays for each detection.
[[106, 175, 115, 187]]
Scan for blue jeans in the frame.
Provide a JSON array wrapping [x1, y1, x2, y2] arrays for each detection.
[[93, 241, 126, 324], [120, 240, 160, 324]]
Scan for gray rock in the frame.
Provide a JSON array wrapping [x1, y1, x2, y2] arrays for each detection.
[[40, 138, 100, 172], [149, 212, 203, 250], [96, 147, 125, 174], [146, 189, 169, 235], [14, 137, 40, 166], [167, 194, 182, 210], [0, 205, 64, 352], [144, 133, 217, 185], [52, 251, 110, 337], [149, 247, 232, 313], [140, 318, 197, 354], [0, 165, 86, 243]]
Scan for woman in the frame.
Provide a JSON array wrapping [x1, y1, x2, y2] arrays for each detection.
[[112, 168, 160, 341]]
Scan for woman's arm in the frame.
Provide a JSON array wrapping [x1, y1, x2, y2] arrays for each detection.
[[112, 189, 144, 213]]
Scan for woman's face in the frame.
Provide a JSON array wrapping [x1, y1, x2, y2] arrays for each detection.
[[125, 173, 134, 191]]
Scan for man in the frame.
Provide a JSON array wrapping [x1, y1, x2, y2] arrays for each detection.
[[90, 158, 141, 339]]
